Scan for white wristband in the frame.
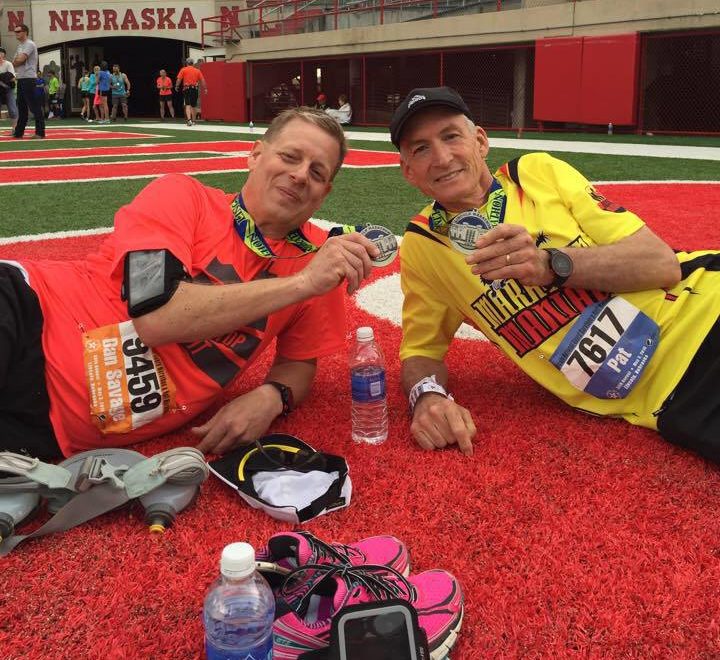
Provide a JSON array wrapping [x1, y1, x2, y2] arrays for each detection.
[[408, 375, 451, 415]]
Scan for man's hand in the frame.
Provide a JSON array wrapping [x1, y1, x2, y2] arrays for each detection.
[[192, 385, 282, 455], [298, 233, 379, 296], [466, 224, 552, 286], [410, 394, 476, 456]]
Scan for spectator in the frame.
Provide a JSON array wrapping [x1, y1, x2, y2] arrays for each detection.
[[110, 63, 131, 121], [175, 58, 207, 126], [326, 93, 352, 125], [78, 68, 91, 121], [11, 23, 45, 139], [156, 69, 175, 120], [46, 70, 59, 118], [314, 93, 328, 111], [0, 47, 18, 135]]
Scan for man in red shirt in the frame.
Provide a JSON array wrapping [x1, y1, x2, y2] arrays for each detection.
[[0, 107, 378, 459], [175, 58, 207, 126]]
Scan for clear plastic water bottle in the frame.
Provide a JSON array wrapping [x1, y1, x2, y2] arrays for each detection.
[[350, 326, 388, 444], [607, 122, 614, 135], [248, 121, 254, 132], [203, 542, 275, 660]]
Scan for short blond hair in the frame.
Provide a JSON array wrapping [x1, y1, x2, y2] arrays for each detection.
[[263, 107, 348, 177]]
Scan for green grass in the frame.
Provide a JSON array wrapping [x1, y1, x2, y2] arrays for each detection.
[[0, 123, 717, 239]]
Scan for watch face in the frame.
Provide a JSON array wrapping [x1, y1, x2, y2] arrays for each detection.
[[551, 250, 573, 277]]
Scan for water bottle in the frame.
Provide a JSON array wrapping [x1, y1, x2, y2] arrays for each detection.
[[607, 122, 613, 135], [248, 121, 254, 132], [203, 542, 275, 660], [350, 326, 388, 444]]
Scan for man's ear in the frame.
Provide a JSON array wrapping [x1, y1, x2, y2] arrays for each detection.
[[400, 156, 417, 187], [247, 140, 264, 171], [475, 126, 490, 159]]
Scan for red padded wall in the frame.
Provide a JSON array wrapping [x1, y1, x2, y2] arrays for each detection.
[[200, 61, 247, 123], [533, 37, 583, 122], [580, 34, 639, 125], [534, 34, 639, 126]]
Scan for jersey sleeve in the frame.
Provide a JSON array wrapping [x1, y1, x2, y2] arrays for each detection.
[[522, 153, 645, 245], [108, 174, 208, 276], [275, 286, 346, 361], [399, 232, 465, 362]]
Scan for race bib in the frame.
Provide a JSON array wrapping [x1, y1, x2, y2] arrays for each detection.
[[550, 297, 659, 399], [83, 321, 177, 434]]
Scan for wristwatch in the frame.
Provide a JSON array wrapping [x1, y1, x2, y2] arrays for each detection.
[[543, 248, 574, 288], [408, 375, 452, 415], [266, 381, 295, 416]]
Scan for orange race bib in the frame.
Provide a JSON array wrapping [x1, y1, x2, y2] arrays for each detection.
[[83, 321, 177, 434]]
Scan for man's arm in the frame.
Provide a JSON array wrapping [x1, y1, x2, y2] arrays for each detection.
[[12, 52, 27, 67], [124, 73, 130, 94], [132, 232, 377, 347], [401, 355, 476, 456], [193, 356, 316, 454], [468, 225, 681, 292]]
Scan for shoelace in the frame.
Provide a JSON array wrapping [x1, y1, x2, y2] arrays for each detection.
[[284, 562, 418, 615], [299, 531, 364, 565]]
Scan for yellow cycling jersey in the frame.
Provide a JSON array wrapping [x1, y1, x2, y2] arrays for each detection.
[[400, 152, 720, 430]]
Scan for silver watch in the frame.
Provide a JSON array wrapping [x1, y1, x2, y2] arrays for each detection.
[[408, 375, 451, 414]]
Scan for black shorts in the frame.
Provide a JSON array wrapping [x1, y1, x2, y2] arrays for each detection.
[[183, 87, 198, 107], [101, 89, 111, 98], [81, 91, 89, 99], [657, 315, 720, 463], [0, 263, 62, 461]]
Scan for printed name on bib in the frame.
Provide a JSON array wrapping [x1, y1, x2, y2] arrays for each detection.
[[550, 297, 659, 399], [83, 321, 177, 433]]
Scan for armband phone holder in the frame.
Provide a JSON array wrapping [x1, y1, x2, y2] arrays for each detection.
[[299, 600, 430, 660]]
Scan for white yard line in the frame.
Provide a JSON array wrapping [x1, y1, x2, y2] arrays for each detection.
[[112, 123, 720, 161]]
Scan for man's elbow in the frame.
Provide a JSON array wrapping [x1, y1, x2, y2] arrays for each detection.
[[655, 252, 682, 290], [132, 313, 170, 348]]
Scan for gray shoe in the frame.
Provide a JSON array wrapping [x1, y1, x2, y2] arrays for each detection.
[[31, 134, 45, 139]]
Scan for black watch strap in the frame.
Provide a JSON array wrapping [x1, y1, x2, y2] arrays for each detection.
[[543, 248, 573, 288], [266, 381, 295, 416]]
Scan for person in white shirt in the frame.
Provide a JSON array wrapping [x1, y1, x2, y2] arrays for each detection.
[[326, 93, 352, 125], [0, 47, 18, 134]]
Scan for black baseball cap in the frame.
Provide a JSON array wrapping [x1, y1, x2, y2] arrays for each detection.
[[390, 86, 473, 148]]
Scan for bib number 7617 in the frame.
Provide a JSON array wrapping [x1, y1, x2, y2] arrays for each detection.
[[550, 297, 659, 399]]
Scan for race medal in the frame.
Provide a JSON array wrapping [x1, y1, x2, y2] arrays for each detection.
[[448, 211, 492, 255], [360, 224, 398, 267], [550, 297, 659, 399], [83, 321, 177, 433]]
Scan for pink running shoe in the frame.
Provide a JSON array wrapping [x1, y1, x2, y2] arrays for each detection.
[[256, 531, 410, 578], [272, 563, 463, 660]]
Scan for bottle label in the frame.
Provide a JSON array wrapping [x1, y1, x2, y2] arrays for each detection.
[[205, 635, 272, 660], [351, 369, 386, 403]]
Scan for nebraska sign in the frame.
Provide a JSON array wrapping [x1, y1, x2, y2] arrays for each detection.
[[19, 1, 219, 46]]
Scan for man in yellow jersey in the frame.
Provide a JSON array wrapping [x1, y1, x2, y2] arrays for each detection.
[[391, 87, 720, 463]]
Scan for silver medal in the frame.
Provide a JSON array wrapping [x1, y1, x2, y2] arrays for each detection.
[[360, 224, 398, 267], [448, 211, 492, 255]]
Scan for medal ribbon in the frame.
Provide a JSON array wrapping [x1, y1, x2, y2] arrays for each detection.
[[429, 178, 507, 235], [231, 194, 361, 259]]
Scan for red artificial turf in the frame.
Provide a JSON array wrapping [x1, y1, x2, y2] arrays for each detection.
[[1, 183, 719, 659]]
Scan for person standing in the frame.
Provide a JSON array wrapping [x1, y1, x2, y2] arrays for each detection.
[[46, 70, 59, 119], [0, 47, 18, 135], [110, 64, 131, 121], [156, 69, 175, 120], [175, 58, 207, 126], [96, 61, 111, 124], [78, 68, 91, 121], [11, 23, 44, 139]]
